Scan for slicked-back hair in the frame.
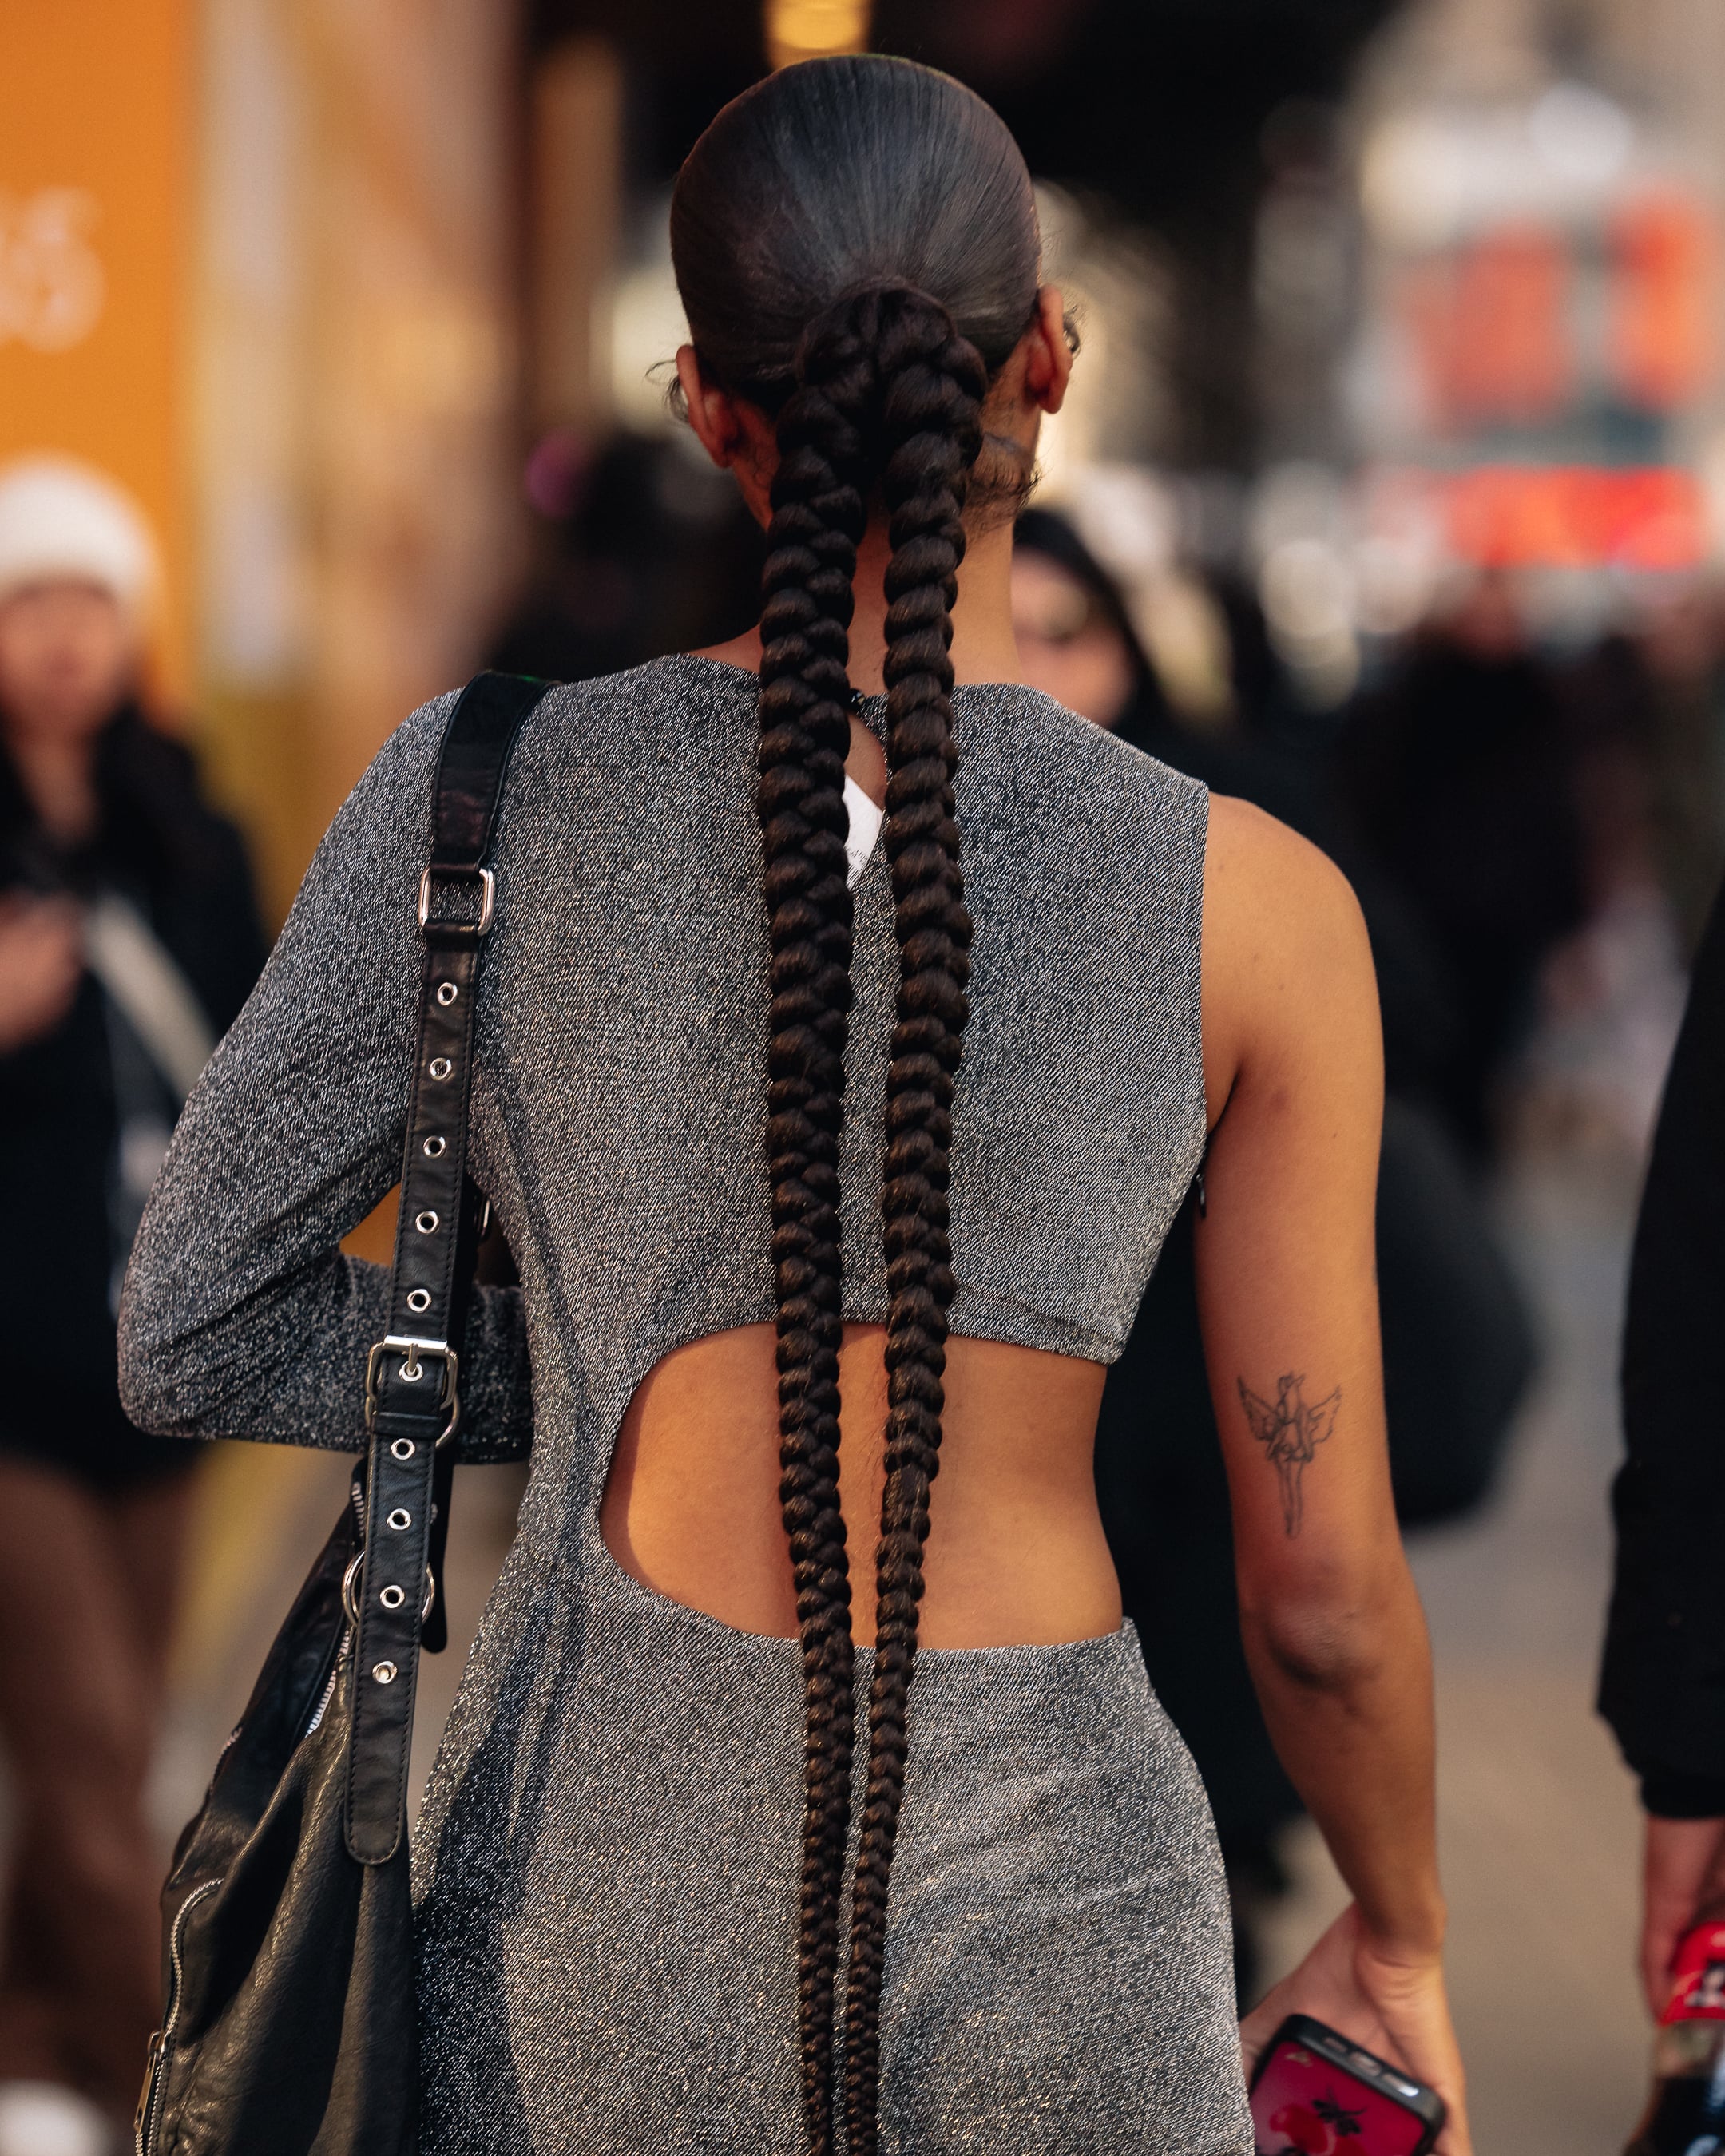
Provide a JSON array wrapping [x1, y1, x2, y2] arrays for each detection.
[[671, 56, 1040, 2156]]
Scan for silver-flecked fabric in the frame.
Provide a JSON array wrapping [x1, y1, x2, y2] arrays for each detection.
[[120, 653, 1251, 2153]]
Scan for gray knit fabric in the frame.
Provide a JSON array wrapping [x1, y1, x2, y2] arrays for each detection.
[[120, 653, 1251, 2153]]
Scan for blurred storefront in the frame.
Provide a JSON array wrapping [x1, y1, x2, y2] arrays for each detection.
[[1342, 0, 1725, 663], [191, 0, 524, 917], [2, 1, 528, 922], [0, 2, 196, 698]]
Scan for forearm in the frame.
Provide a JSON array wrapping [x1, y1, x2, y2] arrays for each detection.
[[1242, 1560, 1444, 1956], [121, 1227, 532, 1461], [119, 688, 534, 1464]]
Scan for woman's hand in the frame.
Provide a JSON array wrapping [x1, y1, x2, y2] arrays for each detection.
[[0, 894, 81, 1053], [1641, 1814, 1725, 2018], [1240, 1903, 1471, 2156]]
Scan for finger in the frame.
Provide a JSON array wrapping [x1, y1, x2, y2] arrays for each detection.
[[1438, 2106, 1473, 2156], [1643, 1920, 1681, 2017]]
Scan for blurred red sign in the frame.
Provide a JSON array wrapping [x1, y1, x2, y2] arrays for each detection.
[[1441, 464, 1704, 568], [1398, 227, 1571, 430], [1609, 193, 1717, 410], [1392, 192, 1720, 434]]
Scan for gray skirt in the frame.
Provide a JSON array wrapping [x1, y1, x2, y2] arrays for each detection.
[[413, 1516, 1253, 2154]]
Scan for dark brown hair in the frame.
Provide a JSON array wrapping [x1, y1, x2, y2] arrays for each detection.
[[671, 55, 1040, 2155]]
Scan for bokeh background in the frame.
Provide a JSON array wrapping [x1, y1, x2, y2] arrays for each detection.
[[10, 2, 1725, 2148]]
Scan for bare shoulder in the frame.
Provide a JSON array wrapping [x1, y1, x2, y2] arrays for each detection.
[[1204, 792, 1370, 980], [1201, 793, 1379, 1106]]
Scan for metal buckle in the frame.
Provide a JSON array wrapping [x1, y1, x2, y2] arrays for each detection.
[[417, 865, 494, 939], [364, 1336, 460, 1442]]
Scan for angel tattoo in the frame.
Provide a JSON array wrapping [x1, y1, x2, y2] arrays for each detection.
[[1236, 1371, 1342, 1536]]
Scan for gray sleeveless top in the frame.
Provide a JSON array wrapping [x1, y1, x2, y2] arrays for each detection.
[[118, 653, 1208, 1502], [118, 654, 1247, 2151]]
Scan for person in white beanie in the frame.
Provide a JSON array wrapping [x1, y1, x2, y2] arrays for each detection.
[[0, 457, 265, 2154]]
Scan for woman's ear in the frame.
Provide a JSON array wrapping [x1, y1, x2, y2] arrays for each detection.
[[676, 345, 777, 523], [678, 346, 742, 469], [1022, 286, 1074, 416]]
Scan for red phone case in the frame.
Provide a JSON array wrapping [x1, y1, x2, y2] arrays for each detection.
[[1250, 2019, 1441, 2156]]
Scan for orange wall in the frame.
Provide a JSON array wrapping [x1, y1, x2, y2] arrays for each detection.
[[0, 0, 194, 700]]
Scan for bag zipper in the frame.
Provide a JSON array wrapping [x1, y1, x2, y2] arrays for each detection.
[[303, 1624, 351, 1737], [305, 1480, 367, 1738], [134, 1875, 222, 2156], [138, 1480, 365, 2145]]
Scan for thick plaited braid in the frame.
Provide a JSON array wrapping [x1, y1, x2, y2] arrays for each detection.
[[842, 290, 985, 2156], [672, 53, 1043, 2150], [758, 295, 877, 2156]]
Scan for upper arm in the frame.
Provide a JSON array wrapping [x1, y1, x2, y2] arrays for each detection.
[[118, 699, 449, 1443], [1192, 795, 1396, 1609]]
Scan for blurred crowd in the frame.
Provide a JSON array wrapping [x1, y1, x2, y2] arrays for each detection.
[[0, 458, 264, 2155]]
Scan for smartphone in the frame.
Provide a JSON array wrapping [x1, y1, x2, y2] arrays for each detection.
[[1248, 2014, 1445, 2156]]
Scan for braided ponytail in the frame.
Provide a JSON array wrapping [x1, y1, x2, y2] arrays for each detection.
[[757, 307, 874, 2156], [757, 286, 985, 2153], [840, 290, 984, 2156], [671, 53, 1041, 2152]]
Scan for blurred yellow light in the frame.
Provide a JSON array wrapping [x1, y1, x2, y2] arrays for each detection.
[[766, 0, 871, 69]]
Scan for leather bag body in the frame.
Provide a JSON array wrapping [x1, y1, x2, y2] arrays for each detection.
[[134, 675, 550, 2156]]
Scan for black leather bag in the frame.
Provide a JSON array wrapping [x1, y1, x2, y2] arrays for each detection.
[[134, 673, 551, 2156]]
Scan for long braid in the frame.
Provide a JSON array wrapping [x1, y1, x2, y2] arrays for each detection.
[[758, 299, 877, 2156], [672, 54, 1042, 2146], [843, 290, 985, 2156]]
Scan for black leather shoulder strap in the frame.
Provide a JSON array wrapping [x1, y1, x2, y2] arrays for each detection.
[[344, 672, 551, 1865]]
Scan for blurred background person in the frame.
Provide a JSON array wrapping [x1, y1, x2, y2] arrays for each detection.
[[1635, 587, 1725, 961], [0, 458, 265, 2156], [1602, 873, 1725, 2020], [1337, 573, 1590, 1160], [1013, 505, 1536, 1995], [490, 429, 764, 684]]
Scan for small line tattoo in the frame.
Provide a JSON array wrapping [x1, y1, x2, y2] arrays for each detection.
[[1236, 1372, 1342, 1536]]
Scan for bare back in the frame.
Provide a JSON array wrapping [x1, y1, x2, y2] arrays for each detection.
[[599, 687, 1201, 1649], [602, 1326, 1112, 1645]]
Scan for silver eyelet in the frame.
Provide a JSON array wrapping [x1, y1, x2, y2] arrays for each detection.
[[372, 1661, 398, 1685], [428, 1056, 452, 1080], [436, 981, 458, 1006], [387, 1508, 411, 1531], [406, 1287, 431, 1314], [390, 1437, 416, 1461], [414, 1211, 439, 1235], [379, 1583, 407, 1611], [422, 1135, 446, 1159]]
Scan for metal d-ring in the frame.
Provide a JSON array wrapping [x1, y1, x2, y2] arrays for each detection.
[[343, 1553, 435, 1629]]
